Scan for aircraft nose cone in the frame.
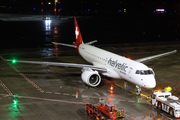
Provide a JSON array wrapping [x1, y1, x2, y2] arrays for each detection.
[[151, 80, 156, 88], [148, 78, 156, 88]]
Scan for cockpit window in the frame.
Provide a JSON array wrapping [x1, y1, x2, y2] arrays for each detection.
[[136, 70, 140, 74], [135, 70, 153, 75]]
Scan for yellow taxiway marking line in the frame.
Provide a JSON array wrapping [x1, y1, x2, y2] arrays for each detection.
[[104, 78, 152, 100], [115, 83, 123, 88]]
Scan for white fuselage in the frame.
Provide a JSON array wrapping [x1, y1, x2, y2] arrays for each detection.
[[79, 44, 156, 88]]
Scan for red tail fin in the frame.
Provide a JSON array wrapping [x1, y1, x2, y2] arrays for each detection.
[[74, 16, 83, 48]]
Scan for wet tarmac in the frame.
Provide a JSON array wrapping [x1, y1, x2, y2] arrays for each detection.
[[0, 14, 180, 120], [0, 41, 179, 120]]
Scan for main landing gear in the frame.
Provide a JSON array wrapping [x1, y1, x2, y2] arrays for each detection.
[[123, 81, 127, 90]]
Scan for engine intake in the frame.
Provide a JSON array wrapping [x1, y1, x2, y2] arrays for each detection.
[[81, 70, 101, 87]]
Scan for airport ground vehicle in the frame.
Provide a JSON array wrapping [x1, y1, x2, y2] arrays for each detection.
[[152, 90, 180, 118], [85, 100, 125, 120]]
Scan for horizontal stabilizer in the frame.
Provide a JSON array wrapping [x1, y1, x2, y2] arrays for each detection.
[[52, 42, 76, 48], [85, 40, 97, 45]]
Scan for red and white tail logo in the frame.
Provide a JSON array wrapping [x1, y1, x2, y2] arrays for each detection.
[[74, 16, 83, 48]]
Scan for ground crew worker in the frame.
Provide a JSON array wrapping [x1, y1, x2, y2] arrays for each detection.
[[164, 86, 172, 92], [121, 108, 124, 113], [96, 115, 99, 120], [120, 108, 125, 117], [101, 116, 105, 120], [96, 113, 100, 120]]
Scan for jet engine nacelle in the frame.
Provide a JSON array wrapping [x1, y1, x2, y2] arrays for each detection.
[[81, 70, 101, 87]]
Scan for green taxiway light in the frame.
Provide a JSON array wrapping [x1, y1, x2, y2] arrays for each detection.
[[12, 60, 16, 63], [13, 100, 18, 105]]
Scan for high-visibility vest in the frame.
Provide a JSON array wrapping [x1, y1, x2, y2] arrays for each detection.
[[96, 116, 99, 120], [164, 86, 172, 92]]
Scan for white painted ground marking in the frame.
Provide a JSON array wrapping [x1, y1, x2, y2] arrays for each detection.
[[0, 56, 44, 93]]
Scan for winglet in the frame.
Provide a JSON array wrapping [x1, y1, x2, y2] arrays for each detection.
[[73, 16, 84, 48]]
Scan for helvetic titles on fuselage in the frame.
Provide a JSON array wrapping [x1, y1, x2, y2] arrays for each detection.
[[107, 58, 128, 73]]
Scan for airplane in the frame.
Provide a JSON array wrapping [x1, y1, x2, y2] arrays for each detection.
[[7, 16, 177, 91]]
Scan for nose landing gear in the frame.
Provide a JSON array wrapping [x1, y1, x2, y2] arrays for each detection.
[[136, 85, 141, 95]]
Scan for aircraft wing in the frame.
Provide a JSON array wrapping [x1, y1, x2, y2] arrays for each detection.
[[135, 50, 177, 63], [6, 60, 107, 72]]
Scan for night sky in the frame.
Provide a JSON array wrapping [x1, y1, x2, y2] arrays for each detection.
[[0, 0, 180, 47], [0, 0, 180, 16]]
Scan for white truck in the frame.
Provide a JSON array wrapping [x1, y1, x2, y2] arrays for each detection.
[[152, 90, 180, 118]]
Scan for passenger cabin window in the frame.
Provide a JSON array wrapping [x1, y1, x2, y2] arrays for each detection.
[[135, 70, 153, 75]]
